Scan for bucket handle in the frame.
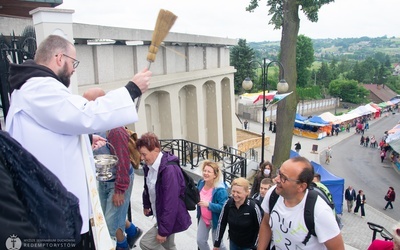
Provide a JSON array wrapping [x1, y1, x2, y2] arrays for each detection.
[[105, 141, 116, 155], [94, 141, 117, 158], [105, 142, 119, 161]]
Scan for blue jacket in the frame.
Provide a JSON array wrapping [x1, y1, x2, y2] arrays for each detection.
[[196, 179, 229, 229], [142, 152, 192, 237]]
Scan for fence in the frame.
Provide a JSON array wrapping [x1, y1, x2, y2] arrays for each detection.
[[159, 139, 247, 184], [238, 98, 337, 123]]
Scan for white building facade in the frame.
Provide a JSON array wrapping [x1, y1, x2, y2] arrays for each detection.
[[0, 8, 238, 149]]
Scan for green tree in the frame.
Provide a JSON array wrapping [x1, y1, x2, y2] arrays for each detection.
[[384, 55, 392, 68], [373, 52, 387, 65], [241, 61, 281, 93], [329, 58, 338, 80], [310, 69, 318, 86], [337, 58, 352, 76], [386, 75, 400, 93], [360, 57, 379, 82], [296, 35, 314, 87], [246, 0, 335, 167], [318, 62, 332, 88], [348, 61, 364, 83], [230, 39, 255, 94], [329, 79, 369, 104], [376, 63, 389, 87]]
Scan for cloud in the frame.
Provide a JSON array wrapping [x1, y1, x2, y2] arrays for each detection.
[[58, 0, 400, 42]]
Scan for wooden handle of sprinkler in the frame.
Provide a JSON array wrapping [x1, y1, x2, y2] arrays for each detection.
[[135, 61, 153, 111]]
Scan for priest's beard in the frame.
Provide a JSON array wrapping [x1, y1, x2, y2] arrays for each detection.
[[58, 63, 71, 88]]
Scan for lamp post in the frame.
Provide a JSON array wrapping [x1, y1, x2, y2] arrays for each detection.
[[242, 59, 288, 164], [334, 97, 342, 115]]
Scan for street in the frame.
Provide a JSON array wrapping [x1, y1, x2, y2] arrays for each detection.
[[320, 114, 400, 221], [240, 110, 399, 249]]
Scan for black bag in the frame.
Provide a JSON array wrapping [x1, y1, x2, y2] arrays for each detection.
[[269, 184, 342, 246], [168, 161, 200, 210], [0, 131, 82, 246], [385, 195, 389, 201]]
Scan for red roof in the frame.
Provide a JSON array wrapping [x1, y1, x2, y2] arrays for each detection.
[[363, 84, 397, 103]]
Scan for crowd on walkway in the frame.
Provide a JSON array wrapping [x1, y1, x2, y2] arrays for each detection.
[[3, 34, 400, 250], [338, 111, 400, 246], [356, 118, 400, 165], [0, 34, 344, 250]]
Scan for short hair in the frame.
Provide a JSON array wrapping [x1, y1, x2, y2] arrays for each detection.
[[34, 35, 74, 65], [359, 189, 363, 194], [260, 178, 272, 186], [291, 156, 314, 188], [201, 160, 221, 186], [136, 132, 160, 152], [231, 177, 250, 192]]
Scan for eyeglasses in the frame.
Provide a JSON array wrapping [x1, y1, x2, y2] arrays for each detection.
[[56, 54, 80, 69], [277, 169, 300, 184]]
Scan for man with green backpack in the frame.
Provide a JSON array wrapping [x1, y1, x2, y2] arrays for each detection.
[[258, 157, 344, 250], [313, 173, 343, 229]]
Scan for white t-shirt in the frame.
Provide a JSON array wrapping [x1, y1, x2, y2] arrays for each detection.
[[261, 186, 340, 249], [146, 152, 163, 217]]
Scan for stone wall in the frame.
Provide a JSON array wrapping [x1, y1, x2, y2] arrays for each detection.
[[238, 98, 338, 123], [236, 128, 270, 153]]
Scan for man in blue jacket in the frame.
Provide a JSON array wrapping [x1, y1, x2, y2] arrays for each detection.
[[345, 186, 357, 213], [137, 132, 191, 250]]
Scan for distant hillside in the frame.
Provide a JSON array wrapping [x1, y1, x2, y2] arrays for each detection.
[[249, 36, 400, 63]]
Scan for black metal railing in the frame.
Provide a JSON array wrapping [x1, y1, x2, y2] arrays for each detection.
[[0, 26, 37, 129], [159, 139, 247, 184], [367, 221, 393, 242]]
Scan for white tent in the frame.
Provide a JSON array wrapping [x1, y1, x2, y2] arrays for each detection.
[[364, 104, 378, 113], [386, 130, 400, 143], [348, 106, 372, 116], [318, 112, 341, 124], [336, 112, 361, 123]]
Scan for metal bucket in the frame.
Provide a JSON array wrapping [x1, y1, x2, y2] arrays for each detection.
[[93, 143, 118, 181]]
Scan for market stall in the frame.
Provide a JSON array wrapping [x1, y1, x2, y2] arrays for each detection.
[[294, 115, 331, 139]]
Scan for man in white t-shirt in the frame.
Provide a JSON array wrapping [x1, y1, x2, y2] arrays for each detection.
[[257, 157, 344, 250]]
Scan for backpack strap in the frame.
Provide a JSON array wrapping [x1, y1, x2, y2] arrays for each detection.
[[268, 186, 280, 212], [267, 187, 280, 250], [166, 160, 185, 197], [312, 183, 335, 209], [167, 160, 178, 166], [269, 187, 319, 246], [302, 189, 318, 245]]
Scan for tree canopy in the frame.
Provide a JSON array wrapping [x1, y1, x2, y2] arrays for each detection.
[[246, 0, 335, 167], [296, 35, 314, 87], [329, 79, 369, 104], [246, 0, 335, 29], [230, 39, 255, 94]]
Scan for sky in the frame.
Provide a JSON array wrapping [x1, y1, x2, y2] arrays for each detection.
[[57, 0, 399, 42]]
